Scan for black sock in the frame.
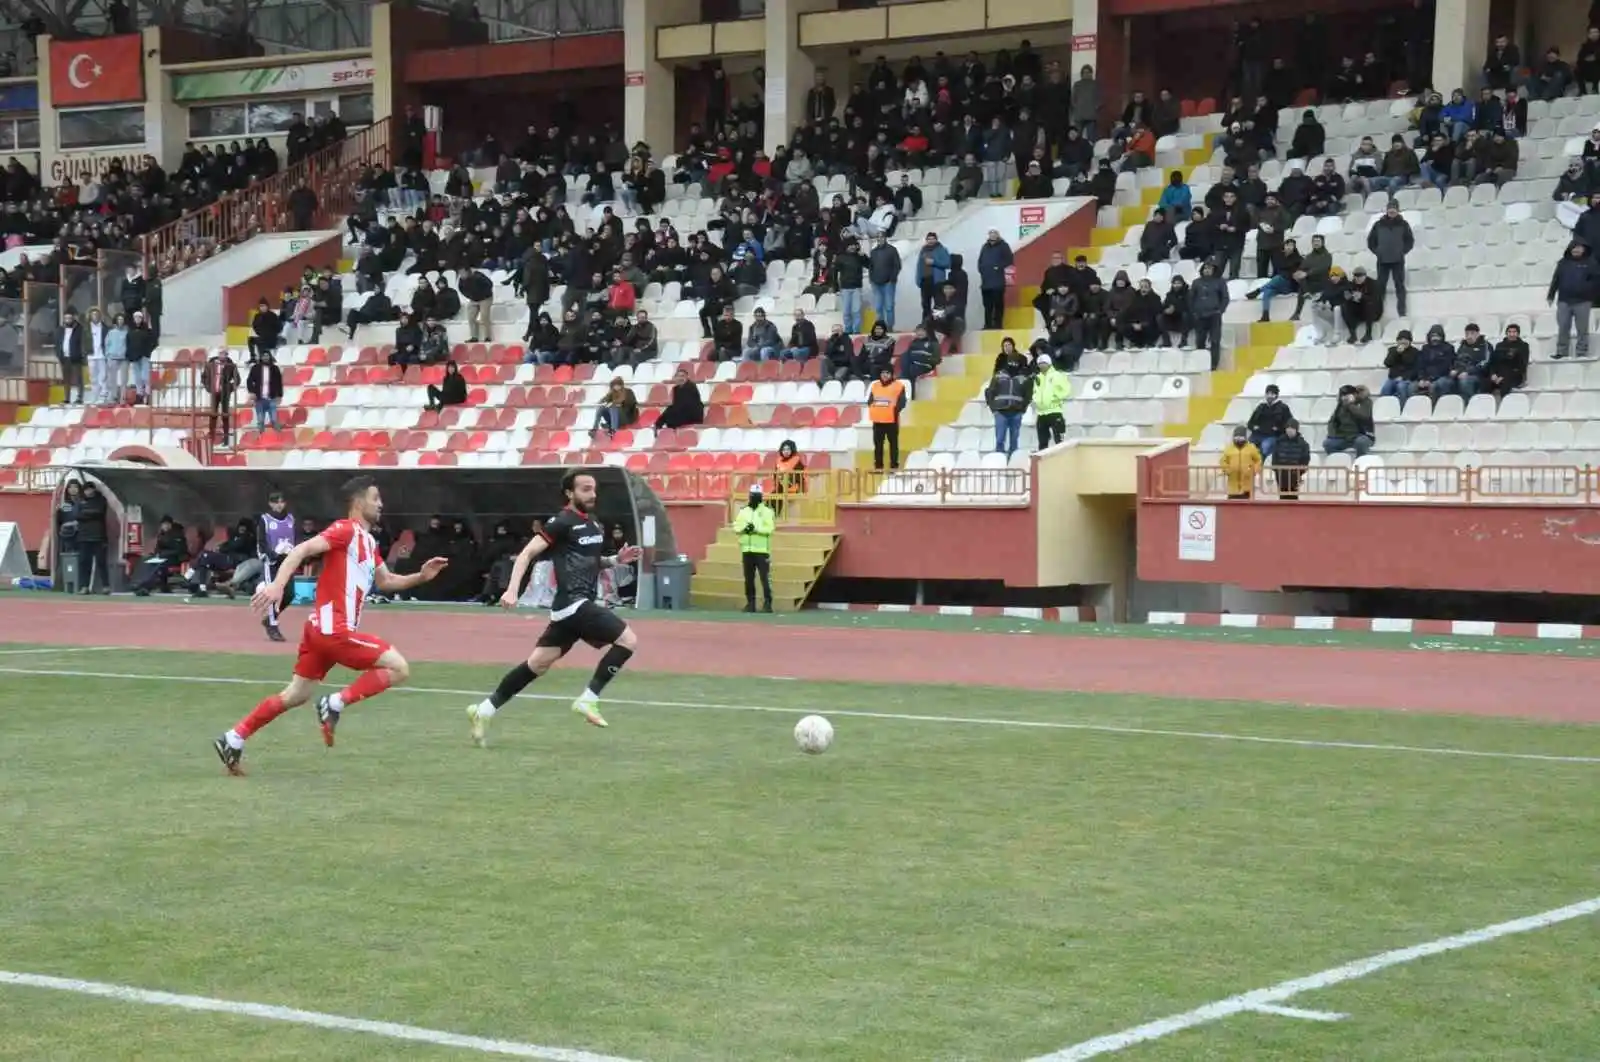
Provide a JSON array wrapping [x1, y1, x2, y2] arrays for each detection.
[[489, 662, 537, 709], [587, 644, 633, 697]]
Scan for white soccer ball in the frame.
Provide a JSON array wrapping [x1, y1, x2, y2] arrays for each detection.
[[793, 714, 834, 755]]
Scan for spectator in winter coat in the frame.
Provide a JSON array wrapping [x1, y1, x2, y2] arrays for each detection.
[[743, 308, 781, 363], [710, 306, 743, 362], [1288, 110, 1325, 161], [1122, 279, 1163, 347], [868, 235, 901, 331], [1160, 276, 1191, 347], [1271, 420, 1311, 498], [1219, 427, 1263, 499], [1031, 353, 1070, 448], [1105, 271, 1136, 350], [1179, 206, 1217, 261], [1157, 171, 1192, 222], [782, 308, 819, 361], [1246, 384, 1293, 458], [1212, 189, 1248, 279], [1412, 325, 1458, 406], [1252, 190, 1293, 286], [1138, 208, 1178, 265], [1483, 325, 1530, 398], [249, 298, 281, 359], [985, 361, 1032, 457], [977, 230, 1014, 330], [1341, 266, 1378, 342], [1016, 160, 1054, 198], [656, 367, 705, 431], [1276, 162, 1313, 218], [915, 233, 952, 319], [1448, 323, 1492, 398], [1579, 26, 1600, 94], [1367, 202, 1414, 318], [610, 310, 659, 369], [1306, 159, 1346, 216], [861, 322, 897, 376], [1325, 384, 1374, 457], [901, 324, 942, 382], [819, 324, 864, 384], [1482, 35, 1521, 92], [1381, 329, 1420, 403], [1548, 240, 1599, 359], [247, 350, 284, 430], [426, 360, 469, 413], [1188, 260, 1230, 368], [1241, 238, 1305, 321], [1348, 136, 1384, 195], [1441, 89, 1475, 141], [949, 154, 984, 202], [1371, 135, 1421, 195], [1528, 47, 1573, 101]]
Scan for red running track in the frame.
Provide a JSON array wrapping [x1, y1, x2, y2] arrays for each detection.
[[0, 597, 1593, 722]]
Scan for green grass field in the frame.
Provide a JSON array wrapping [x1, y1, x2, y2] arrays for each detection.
[[1, 644, 1598, 1061]]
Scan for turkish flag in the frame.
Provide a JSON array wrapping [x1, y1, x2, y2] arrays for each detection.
[[50, 35, 144, 106]]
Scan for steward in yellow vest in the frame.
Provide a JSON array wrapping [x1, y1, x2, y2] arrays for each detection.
[[732, 484, 775, 612]]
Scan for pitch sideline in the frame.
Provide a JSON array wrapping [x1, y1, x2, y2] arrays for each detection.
[[1028, 895, 1600, 1060], [0, 969, 645, 1061], [0, 664, 1596, 765]]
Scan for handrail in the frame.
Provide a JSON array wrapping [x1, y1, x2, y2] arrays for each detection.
[[1148, 462, 1600, 504], [139, 116, 393, 276]]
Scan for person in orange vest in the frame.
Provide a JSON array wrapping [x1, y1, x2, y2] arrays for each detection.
[[866, 366, 908, 470]]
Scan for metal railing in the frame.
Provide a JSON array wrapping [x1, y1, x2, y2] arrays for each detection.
[[139, 117, 393, 275], [641, 466, 1031, 522], [1150, 463, 1600, 504]]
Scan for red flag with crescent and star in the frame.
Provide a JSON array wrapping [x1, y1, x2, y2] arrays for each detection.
[[50, 35, 144, 106]]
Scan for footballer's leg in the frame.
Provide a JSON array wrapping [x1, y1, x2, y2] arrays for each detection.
[[317, 642, 408, 746], [468, 643, 566, 745], [572, 617, 636, 727], [216, 673, 317, 775]]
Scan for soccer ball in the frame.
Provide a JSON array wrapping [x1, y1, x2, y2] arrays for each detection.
[[793, 714, 834, 755]]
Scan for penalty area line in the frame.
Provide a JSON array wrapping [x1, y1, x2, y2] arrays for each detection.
[[0, 969, 648, 1062], [1027, 894, 1600, 1061], [0, 645, 122, 656], [0, 665, 1596, 766]]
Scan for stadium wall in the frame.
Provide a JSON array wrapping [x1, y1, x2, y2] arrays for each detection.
[[1135, 443, 1600, 596]]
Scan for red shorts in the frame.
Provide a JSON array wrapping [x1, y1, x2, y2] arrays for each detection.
[[293, 624, 393, 681]]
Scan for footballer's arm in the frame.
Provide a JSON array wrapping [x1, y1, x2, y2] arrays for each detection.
[[500, 534, 551, 607]]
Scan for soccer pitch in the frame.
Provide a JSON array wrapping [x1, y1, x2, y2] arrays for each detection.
[[1, 642, 1598, 1061]]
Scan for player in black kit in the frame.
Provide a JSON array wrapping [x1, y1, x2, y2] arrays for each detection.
[[466, 470, 643, 744]]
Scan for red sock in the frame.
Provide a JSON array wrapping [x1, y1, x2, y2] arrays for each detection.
[[337, 668, 393, 709], [234, 695, 288, 739]]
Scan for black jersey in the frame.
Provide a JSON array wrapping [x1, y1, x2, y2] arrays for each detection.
[[540, 506, 607, 615]]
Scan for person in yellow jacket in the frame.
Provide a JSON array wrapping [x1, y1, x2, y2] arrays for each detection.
[[1031, 353, 1072, 449], [1219, 425, 1263, 499], [732, 482, 776, 612]]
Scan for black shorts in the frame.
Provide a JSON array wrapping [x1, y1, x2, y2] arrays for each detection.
[[535, 601, 627, 653]]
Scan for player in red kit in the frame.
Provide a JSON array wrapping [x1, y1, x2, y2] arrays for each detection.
[[213, 475, 447, 775]]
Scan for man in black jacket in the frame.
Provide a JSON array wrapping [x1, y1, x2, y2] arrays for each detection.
[[249, 298, 281, 359], [1246, 384, 1294, 459], [55, 307, 88, 404], [1547, 240, 1599, 359], [458, 267, 495, 342], [1270, 419, 1311, 499], [132, 515, 187, 595], [75, 482, 110, 593], [709, 305, 743, 362]]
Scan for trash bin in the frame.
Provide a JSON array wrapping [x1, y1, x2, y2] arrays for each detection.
[[57, 552, 79, 593], [653, 555, 693, 610]]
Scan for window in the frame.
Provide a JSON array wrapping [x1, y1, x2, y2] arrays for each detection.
[[245, 101, 303, 135], [58, 106, 145, 150], [17, 119, 38, 149], [188, 103, 246, 139], [337, 92, 373, 126]]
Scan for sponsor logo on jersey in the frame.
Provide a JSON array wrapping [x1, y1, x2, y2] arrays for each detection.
[[576, 534, 604, 546]]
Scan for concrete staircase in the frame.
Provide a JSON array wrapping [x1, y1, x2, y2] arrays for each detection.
[[690, 527, 840, 612], [1164, 320, 1294, 439]]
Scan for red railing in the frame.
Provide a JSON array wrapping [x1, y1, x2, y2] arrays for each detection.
[[1150, 463, 1600, 504], [140, 116, 394, 275]]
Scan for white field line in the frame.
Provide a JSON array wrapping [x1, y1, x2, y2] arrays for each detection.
[[0, 646, 120, 656], [1244, 1003, 1346, 1022], [0, 665, 1596, 766], [1029, 895, 1600, 1061], [0, 970, 645, 1062]]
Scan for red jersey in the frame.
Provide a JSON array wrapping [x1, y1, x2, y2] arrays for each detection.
[[312, 519, 383, 635]]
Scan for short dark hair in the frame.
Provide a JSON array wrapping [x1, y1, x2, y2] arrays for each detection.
[[561, 469, 595, 498], [267, 491, 284, 504], [340, 475, 376, 507]]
